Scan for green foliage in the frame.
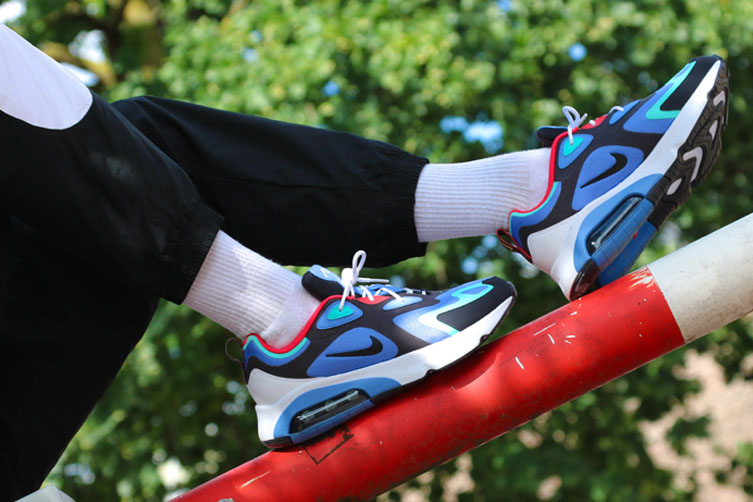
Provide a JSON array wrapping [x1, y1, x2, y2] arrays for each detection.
[[667, 416, 711, 456], [7, 0, 753, 499]]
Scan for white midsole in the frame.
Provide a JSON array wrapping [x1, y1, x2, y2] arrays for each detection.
[[527, 61, 723, 296], [249, 296, 514, 441]]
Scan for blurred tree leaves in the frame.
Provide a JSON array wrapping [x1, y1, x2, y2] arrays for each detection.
[[5, 0, 753, 499]]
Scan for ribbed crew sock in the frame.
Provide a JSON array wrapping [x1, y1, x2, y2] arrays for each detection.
[[183, 231, 320, 348], [414, 148, 551, 242]]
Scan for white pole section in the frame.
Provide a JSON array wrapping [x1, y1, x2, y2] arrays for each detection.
[[649, 212, 753, 343]]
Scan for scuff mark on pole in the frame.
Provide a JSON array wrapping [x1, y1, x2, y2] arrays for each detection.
[[240, 471, 270, 488]]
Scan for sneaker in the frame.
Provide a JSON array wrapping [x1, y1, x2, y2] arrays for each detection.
[[240, 251, 516, 448], [498, 55, 729, 299]]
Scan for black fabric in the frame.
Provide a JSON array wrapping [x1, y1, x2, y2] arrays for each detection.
[[0, 94, 224, 305], [112, 96, 428, 268], [661, 55, 720, 111], [536, 125, 567, 147], [436, 278, 516, 332], [302, 270, 346, 301], [0, 219, 158, 501], [0, 93, 428, 499]]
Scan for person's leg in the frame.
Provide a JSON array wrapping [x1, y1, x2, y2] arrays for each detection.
[[0, 218, 158, 501], [182, 230, 320, 347], [407, 61, 729, 300], [0, 25, 310, 492], [111, 96, 428, 268], [413, 149, 551, 242], [0, 26, 517, 471], [110, 49, 728, 302], [416, 58, 728, 301], [105, 95, 523, 449], [110, 96, 544, 351], [0, 25, 323, 347], [0, 24, 222, 305]]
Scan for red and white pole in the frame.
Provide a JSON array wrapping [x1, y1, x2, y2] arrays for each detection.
[[175, 213, 753, 502]]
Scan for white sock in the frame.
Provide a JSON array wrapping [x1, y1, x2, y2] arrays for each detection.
[[414, 148, 551, 242], [183, 231, 320, 348]]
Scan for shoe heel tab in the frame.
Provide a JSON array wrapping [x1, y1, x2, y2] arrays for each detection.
[[225, 336, 247, 380], [496, 228, 533, 262]]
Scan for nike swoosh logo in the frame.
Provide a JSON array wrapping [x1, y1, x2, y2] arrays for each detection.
[[327, 335, 384, 358], [581, 152, 628, 188]]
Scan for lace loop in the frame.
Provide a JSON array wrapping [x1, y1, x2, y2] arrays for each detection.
[[339, 250, 396, 310], [562, 105, 589, 145]]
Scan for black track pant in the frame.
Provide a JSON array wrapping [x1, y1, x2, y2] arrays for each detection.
[[0, 26, 426, 500]]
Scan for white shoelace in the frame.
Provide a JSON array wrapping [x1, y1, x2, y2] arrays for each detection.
[[561, 105, 625, 145], [339, 250, 403, 311]]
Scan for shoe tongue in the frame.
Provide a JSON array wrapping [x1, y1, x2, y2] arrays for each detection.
[[301, 265, 345, 301], [536, 126, 567, 147]]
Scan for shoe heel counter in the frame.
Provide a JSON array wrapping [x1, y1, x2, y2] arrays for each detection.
[[527, 216, 574, 276], [247, 368, 304, 406]]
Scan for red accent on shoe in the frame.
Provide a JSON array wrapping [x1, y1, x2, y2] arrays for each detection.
[[356, 296, 389, 305], [580, 114, 608, 129]]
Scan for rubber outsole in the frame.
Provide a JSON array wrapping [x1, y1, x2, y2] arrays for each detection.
[[569, 58, 730, 299]]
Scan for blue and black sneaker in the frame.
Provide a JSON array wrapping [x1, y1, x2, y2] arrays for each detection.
[[241, 251, 516, 448], [498, 55, 729, 299]]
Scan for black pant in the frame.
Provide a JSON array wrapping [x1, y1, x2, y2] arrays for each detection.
[[0, 94, 427, 499]]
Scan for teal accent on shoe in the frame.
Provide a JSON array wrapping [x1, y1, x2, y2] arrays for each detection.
[[328, 303, 354, 320], [317, 302, 364, 330], [562, 135, 584, 156], [558, 134, 593, 169], [646, 61, 696, 120], [244, 336, 308, 359]]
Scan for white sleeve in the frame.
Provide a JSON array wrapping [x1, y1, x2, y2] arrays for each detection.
[[0, 23, 92, 129]]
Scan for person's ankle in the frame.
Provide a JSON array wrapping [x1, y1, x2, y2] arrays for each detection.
[[260, 285, 321, 348], [414, 148, 551, 240]]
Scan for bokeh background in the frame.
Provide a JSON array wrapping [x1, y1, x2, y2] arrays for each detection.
[[3, 0, 753, 500]]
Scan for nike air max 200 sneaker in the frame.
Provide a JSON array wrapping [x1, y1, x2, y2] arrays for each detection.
[[242, 251, 516, 448], [499, 55, 729, 300]]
